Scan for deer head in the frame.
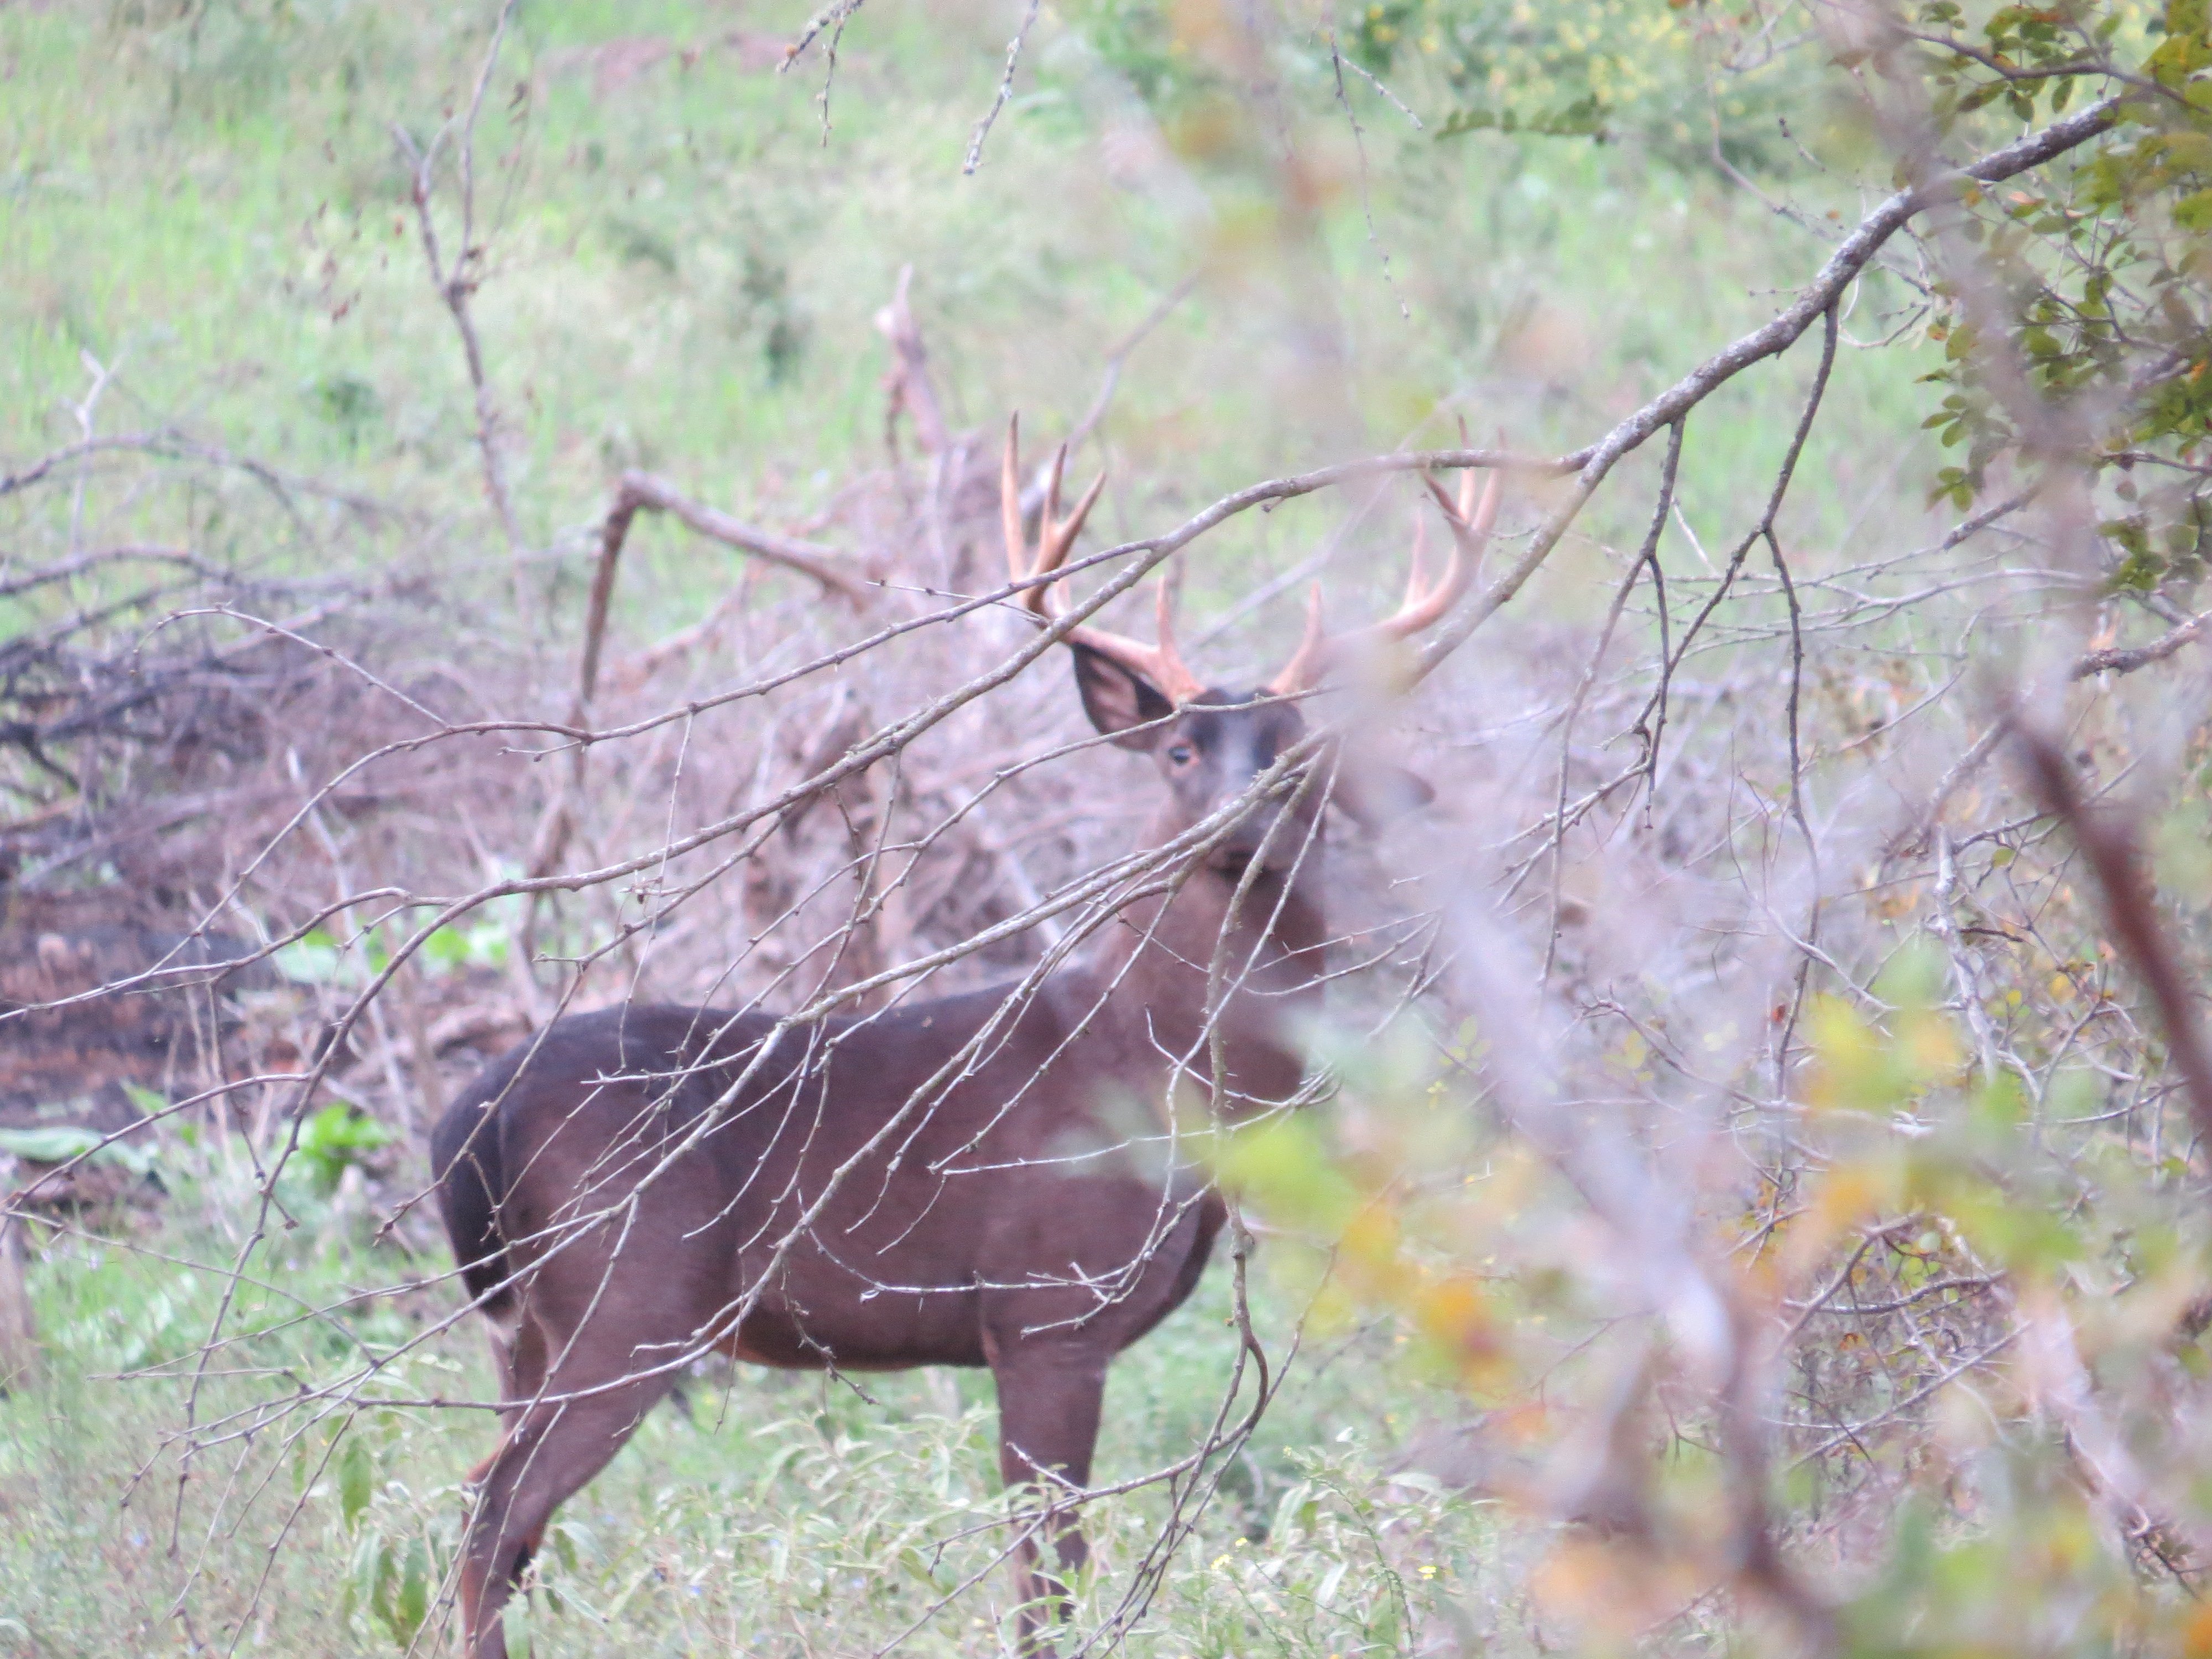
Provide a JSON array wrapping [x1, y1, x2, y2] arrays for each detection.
[[1003, 417, 1502, 875]]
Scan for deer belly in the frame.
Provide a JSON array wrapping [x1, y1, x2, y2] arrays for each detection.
[[718, 1283, 987, 1371]]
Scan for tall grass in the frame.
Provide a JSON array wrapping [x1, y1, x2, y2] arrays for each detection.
[[0, 3, 1963, 1655], [3, 0, 1942, 638], [1, 1149, 1509, 1656]]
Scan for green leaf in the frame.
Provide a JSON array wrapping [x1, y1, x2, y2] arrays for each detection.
[[292, 1103, 394, 1195], [421, 926, 471, 970], [121, 1082, 168, 1118], [389, 1537, 430, 1645], [0, 1125, 157, 1178], [275, 927, 348, 985], [338, 1433, 373, 1531], [1435, 107, 1498, 140], [2176, 187, 2212, 231], [0, 1126, 105, 1164], [1214, 1116, 1360, 1234]]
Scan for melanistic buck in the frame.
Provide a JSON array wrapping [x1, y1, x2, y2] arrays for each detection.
[[430, 426, 1501, 1656]]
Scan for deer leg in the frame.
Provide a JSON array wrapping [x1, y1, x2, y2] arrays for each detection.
[[989, 1343, 1108, 1652], [500, 1314, 550, 1416], [457, 1365, 670, 1659], [467, 1313, 551, 1489]]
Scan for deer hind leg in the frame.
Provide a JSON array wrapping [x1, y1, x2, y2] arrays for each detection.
[[989, 1342, 1109, 1654], [466, 1312, 551, 1490], [456, 1361, 671, 1659]]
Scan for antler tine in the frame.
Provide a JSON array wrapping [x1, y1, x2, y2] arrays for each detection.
[[1042, 439, 1067, 545], [1403, 513, 1429, 612], [1004, 419, 1108, 606], [1261, 465, 1505, 690], [1003, 416, 1037, 603], [1046, 453, 1108, 573], [1150, 573, 1203, 704], [1264, 582, 1327, 696], [1000, 413, 1198, 702], [1362, 466, 1496, 643], [1454, 414, 1478, 521], [1433, 463, 1503, 548]]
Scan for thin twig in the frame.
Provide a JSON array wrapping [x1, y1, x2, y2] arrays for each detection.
[[963, 0, 1043, 174]]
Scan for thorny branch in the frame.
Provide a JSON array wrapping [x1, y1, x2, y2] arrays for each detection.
[[392, 0, 526, 616], [8, 70, 2206, 1658], [964, 0, 1044, 174]]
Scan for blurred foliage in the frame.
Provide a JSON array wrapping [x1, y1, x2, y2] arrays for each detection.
[[1903, 1, 2212, 614], [289, 1102, 394, 1197], [1056, 0, 2212, 620], [1062, 0, 1817, 164], [15, 3, 2212, 1658], [0, 1157, 1495, 1656], [1217, 952, 2212, 1657]]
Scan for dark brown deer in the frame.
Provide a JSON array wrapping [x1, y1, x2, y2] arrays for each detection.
[[430, 428, 1501, 1657]]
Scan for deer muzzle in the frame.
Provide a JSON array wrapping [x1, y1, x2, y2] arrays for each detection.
[[1204, 794, 1307, 878]]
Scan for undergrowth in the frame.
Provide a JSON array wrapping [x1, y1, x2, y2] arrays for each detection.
[[0, 1155, 1507, 1657]]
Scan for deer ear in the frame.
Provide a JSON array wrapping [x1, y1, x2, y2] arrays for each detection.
[[1330, 760, 1434, 828], [1070, 644, 1174, 749]]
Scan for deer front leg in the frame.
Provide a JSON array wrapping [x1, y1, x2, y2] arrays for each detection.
[[989, 1342, 1108, 1653], [457, 1364, 669, 1659]]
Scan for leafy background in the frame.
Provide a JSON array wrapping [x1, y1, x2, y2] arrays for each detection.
[[11, 1, 2212, 1656]]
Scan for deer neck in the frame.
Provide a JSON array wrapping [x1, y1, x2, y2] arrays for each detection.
[[1081, 820, 1327, 1117]]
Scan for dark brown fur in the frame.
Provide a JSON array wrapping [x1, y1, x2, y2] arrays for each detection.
[[431, 651, 1355, 1656]]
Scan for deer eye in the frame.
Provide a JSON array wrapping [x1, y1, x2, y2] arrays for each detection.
[[1166, 744, 1196, 765]]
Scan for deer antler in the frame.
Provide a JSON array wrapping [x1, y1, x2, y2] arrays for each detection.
[[1266, 466, 1503, 695], [1003, 416, 1204, 705]]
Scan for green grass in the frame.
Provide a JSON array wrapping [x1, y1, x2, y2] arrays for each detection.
[[0, 1162, 1505, 1657], [0, 4, 1966, 1653], [3, 0, 1947, 649]]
